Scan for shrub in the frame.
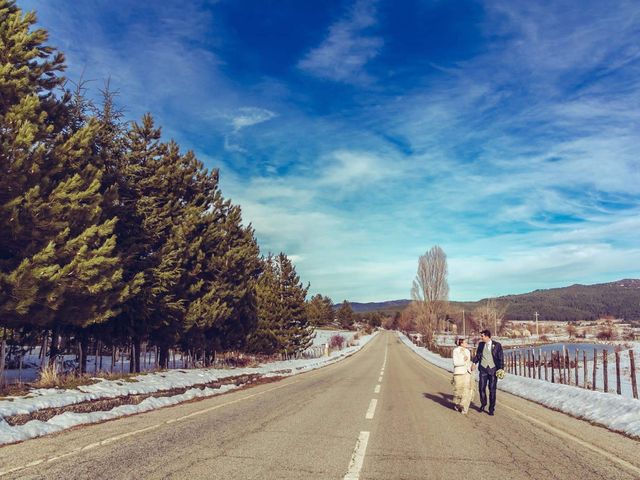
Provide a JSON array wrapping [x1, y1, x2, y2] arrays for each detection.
[[35, 364, 61, 388], [34, 365, 100, 390], [329, 334, 345, 350], [596, 329, 614, 341]]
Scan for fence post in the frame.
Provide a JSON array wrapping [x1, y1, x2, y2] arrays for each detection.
[[592, 348, 597, 390], [559, 351, 565, 384], [565, 348, 570, 385], [532, 350, 537, 379], [583, 350, 587, 388], [538, 350, 543, 380], [527, 350, 532, 378], [574, 349, 579, 386], [551, 351, 555, 383], [630, 350, 638, 400], [615, 350, 621, 395], [603, 349, 608, 393], [544, 351, 548, 381], [0, 334, 5, 389]]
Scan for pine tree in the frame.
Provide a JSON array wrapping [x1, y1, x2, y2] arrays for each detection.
[[306, 294, 325, 326], [337, 301, 355, 330], [0, 1, 125, 353], [196, 199, 262, 356], [306, 293, 335, 326], [250, 253, 313, 356], [321, 295, 335, 325], [108, 113, 176, 372], [251, 253, 289, 354]]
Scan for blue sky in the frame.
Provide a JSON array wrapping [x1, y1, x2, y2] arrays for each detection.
[[20, 0, 640, 303]]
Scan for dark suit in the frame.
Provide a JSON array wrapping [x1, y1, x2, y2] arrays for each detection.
[[473, 340, 504, 413]]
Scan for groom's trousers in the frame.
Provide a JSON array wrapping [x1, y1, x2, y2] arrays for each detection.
[[478, 367, 498, 412]]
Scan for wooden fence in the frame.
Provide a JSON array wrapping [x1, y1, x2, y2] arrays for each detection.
[[504, 347, 639, 400]]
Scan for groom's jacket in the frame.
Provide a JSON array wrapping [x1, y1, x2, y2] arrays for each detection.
[[473, 340, 504, 371]]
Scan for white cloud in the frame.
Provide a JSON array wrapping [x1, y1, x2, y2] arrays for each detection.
[[230, 107, 277, 132], [318, 150, 404, 189], [298, 0, 383, 84], [448, 234, 640, 300], [224, 107, 277, 153]]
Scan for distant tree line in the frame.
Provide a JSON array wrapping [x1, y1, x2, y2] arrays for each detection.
[[353, 279, 640, 326], [0, 1, 323, 379]]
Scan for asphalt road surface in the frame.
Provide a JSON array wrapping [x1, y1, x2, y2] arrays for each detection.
[[1, 331, 639, 479]]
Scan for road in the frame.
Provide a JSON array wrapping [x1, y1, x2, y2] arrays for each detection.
[[1, 331, 639, 479]]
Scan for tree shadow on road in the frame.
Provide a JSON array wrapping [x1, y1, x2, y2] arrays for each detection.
[[422, 391, 455, 410]]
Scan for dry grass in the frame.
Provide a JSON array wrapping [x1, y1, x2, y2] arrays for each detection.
[[34, 365, 60, 388], [1, 369, 145, 397], [33, 366, 101, 390], [99, 371, 141, 383]]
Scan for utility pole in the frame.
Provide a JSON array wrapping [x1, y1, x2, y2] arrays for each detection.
[[462, 309, 466, 337], [485, 301, 489, 330], [535, 311, 539, 337]]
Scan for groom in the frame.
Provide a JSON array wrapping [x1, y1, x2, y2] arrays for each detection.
[[472, 329, 504, 416]]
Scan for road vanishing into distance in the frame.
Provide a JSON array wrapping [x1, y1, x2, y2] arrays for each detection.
[[1, 331, 639, 479]]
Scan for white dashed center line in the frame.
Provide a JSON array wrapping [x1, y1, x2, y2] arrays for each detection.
[[365, 399, 378, 419], [343, 431, 370, 480]]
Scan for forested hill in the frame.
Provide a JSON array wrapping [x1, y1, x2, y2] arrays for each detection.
[[494, 279, 640, 321], [348, 300, 411, 313], [349, 279, 640, 321]]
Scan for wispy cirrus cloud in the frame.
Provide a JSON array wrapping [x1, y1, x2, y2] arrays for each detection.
[[224, 107, 277, 152], [318, 150, 406, 190], [298, 0, 383, 84], [230, 107, 277, 132]]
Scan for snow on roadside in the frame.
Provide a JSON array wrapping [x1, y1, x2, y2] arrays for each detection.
[[0, 332, 377, 445], [311, 329, 356, 347], [398, 332, 640, 439]]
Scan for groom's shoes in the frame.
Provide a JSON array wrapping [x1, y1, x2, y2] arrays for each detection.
[[478, 405, 486, 413], [488, 410, 495, 416]]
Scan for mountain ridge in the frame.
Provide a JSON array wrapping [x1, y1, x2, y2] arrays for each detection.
[[345, 278, 640, 321]]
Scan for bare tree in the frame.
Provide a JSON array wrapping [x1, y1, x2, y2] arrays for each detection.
[[472, 298, 508, 335], [411, 245, 449, 346]]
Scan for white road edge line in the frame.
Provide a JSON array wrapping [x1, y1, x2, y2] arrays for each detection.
[[374, 384, 381, 394], [378, 376, 383, 382], [365, 399, 378, 419], [0, 380, 300, 478], [407, 343, 640, 477], [343, 431, 370, 480], [0, 334, 390, 478], [501, 403, 640, 477]]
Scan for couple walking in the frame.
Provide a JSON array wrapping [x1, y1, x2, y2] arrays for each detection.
[[452, 329, 504, 416]]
